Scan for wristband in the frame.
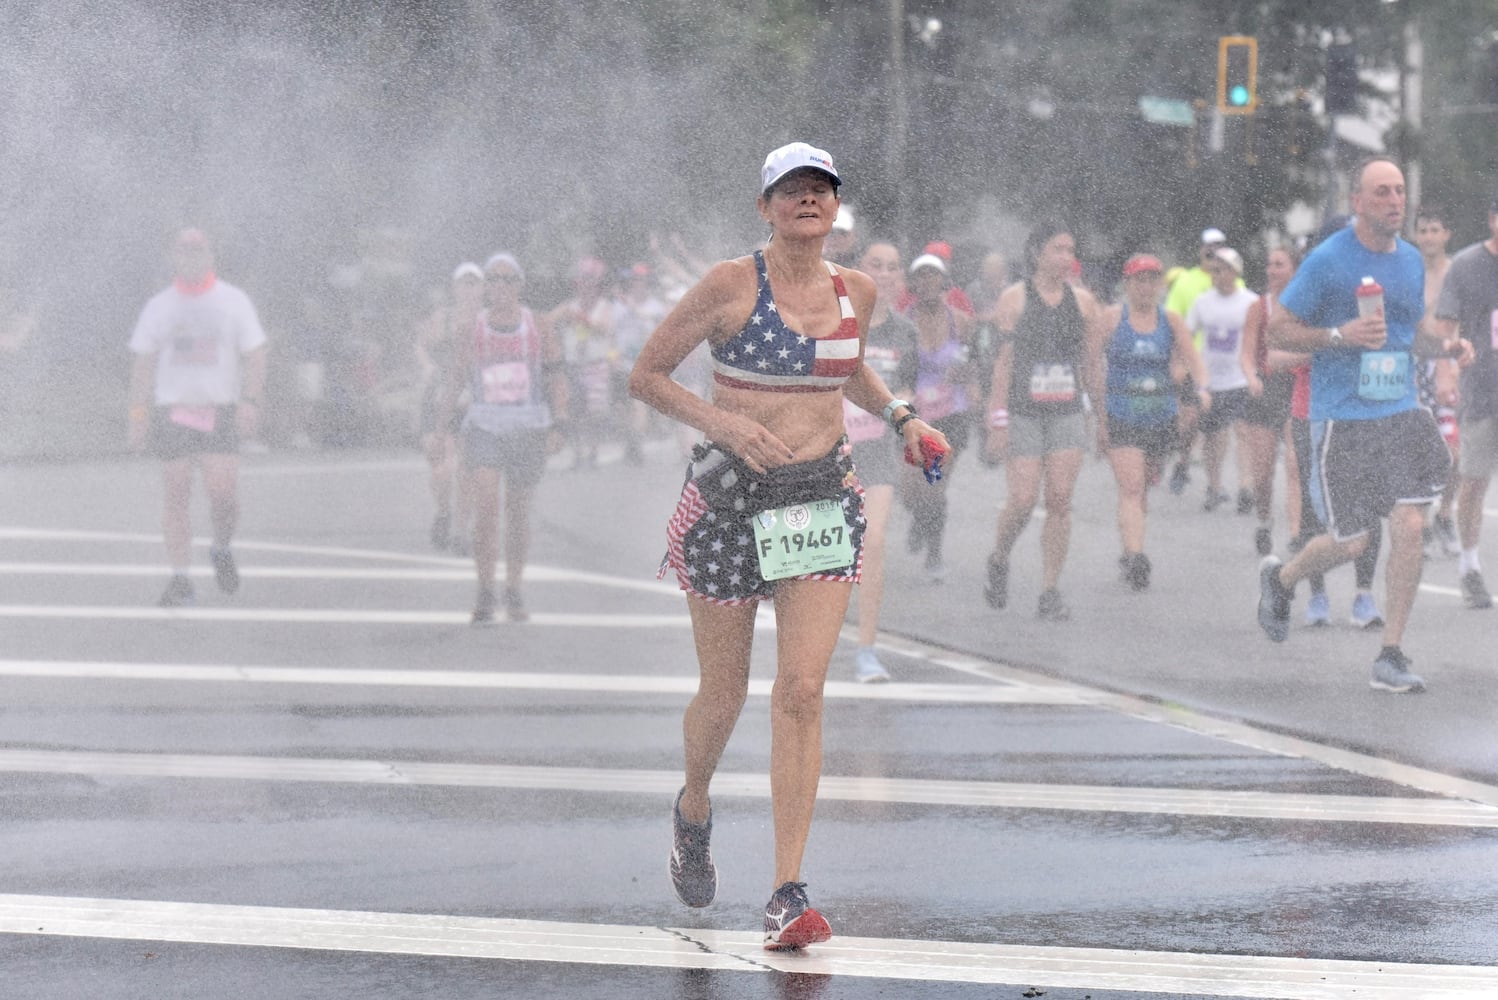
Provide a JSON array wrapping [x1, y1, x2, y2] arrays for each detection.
[[893, 411, 919, 435], [882, 398, 913, 426], [988, 407, 1009, 429]]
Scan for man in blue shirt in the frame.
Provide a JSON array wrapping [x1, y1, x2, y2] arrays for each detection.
[[1256, 157, 1473, 693]]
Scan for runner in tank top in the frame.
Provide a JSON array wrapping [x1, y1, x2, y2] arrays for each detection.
[[983, 221, 1104, 621], [903, 251, 976, 582], [1098, 254, 1210, 591], [628, 143, 947, 950]]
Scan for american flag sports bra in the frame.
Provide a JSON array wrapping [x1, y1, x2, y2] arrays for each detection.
[[710, 250, 861, 393]]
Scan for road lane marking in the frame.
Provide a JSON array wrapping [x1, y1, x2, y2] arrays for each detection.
[[877, 633, 1498, 809], [0, 660, 1090, 705], [3, 749, 1495, 827], [0, 605, 713, 628], [0, 894, 1494, 998]]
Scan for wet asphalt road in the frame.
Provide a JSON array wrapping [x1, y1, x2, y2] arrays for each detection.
[[1, 441, 1496, 998]]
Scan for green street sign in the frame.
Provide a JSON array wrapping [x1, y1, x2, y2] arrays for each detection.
[[1139, 96, 1196, 127]]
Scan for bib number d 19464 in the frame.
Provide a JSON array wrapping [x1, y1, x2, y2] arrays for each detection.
[[752, 498, 853, 582], [1357, 350, 1409, 402]]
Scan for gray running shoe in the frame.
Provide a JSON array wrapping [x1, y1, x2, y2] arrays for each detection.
[[1370, 647, 1426, 694], [209, 546, 239, 594], [1122, 552, 1151, 592], [471, 588, 497, 627], [503, 586, 530, 622], [1254, 526, 1272, 557], [669, 787, 717, 908], [157, 574, 196, 608], [1256, 555, 1291, 642], [1037, 587, 1070, 621], [1461, 570, 1493, 610], [983, 556, 1008, 610], [763, 880, 831, 951]]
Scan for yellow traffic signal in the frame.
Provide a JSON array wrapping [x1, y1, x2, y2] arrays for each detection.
[[1217, 36, 1258, 115]]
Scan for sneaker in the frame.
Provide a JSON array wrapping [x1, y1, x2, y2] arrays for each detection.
[[471, 588, 497, 627], [925, 553, 946, 585], [1236, 489, 1254, 515], [1305, 590, 1330, 627], [1461, 570, 1493, 609], [763, 881, 831, 951], [209, 546, 239, 594], [430, 512, 451, 551], [853, 647, 891, 683], [157, 574, 196, 608], [1255, 555, 1291, 643], [504, 586, 530, 622], [1254, 527, 1272, 557], [1203, 489, 1230, 512], [1037, 587, 1070, 621], [1168, 461, 1190, 495], [1433, 514, 1460, 558], [670, 788, 717, 908], [1123, 552, 1151, 592], [1370, 647, 1426, 694], [983, 556, 1008, 610], [1350, 592, 1384, 630]]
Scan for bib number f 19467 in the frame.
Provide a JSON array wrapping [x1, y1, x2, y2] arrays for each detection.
[[752, 498, 853, 581]]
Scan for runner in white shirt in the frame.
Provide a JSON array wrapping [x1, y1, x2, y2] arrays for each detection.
[[1185, 247, 1259, 513], [126, 229, 267, 607]]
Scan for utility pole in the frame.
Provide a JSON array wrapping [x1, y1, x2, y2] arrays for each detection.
[[1403, 15, 1423, 215], [886, 0, 908, 242]]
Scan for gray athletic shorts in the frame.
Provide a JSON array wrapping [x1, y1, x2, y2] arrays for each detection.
[[1459, 414, 1498, 479], [1009, 411, 1086, 458]]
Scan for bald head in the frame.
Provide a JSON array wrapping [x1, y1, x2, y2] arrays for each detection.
[[1350, 158, 1406, 246]]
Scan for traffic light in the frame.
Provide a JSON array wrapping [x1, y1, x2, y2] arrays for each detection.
[[1217, 36, 1258, 115], [1326, 42, 1357, 114]]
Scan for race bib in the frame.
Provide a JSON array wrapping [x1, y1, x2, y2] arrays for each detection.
[[171, 334, 220, 367], [1206, 324, 1239, 353], [842, 398, 887, 445], [169, 405, 217, 433], [1029, 363, 1077, 403], [915, 383, 959, 422], [1358, 351, 1410, 401], [481, 362, 531, 405], [752, 498, 853, 581], [1125, 376, 1169, 417]]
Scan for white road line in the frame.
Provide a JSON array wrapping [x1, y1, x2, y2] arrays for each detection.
[[877, 635, 1498, 809], [0, 660, 1089, 705], [1, 894, 1494, 998], [0, 605, 710, 628], [3, 750, 1494, 827]]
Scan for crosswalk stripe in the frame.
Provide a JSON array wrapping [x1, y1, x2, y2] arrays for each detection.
[[2, 749, 1493, 827], [0, 606, 714, 627], [1, 893, 1494, 997], [0, 660, 1091, 705]]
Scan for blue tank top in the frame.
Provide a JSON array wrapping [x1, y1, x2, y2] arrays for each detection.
[[710, 250, 860, 393], [1105, 304, 1176, 425]]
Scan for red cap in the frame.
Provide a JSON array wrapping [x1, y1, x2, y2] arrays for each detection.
[[923, 241, 953, 262], [1122, 254, 1164, 277]]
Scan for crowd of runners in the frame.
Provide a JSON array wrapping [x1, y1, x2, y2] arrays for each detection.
[[121, 142, 1496, 952]]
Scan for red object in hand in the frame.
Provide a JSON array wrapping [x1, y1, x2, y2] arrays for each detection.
[[904, 434, 950, 483]]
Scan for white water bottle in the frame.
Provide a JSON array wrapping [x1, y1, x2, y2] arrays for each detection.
[[1355, 276, 1384, 319]]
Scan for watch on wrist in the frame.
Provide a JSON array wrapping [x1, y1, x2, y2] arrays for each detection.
[[1328, 327, 1344, 347]]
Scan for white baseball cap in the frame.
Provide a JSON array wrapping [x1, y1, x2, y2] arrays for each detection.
[[451, 261, 483, 283], [908, 253, 948, 276], [1212, 246, 1244, 274], [832, 205, 855, 233], [1200, 227, 1227, 245], [761, 142, 840, 194]]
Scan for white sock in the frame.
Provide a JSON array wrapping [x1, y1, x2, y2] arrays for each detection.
[[1461, 549, 1482, 576]]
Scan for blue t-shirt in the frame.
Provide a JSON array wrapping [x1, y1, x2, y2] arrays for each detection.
[[1278, 227, 1424, 421]]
